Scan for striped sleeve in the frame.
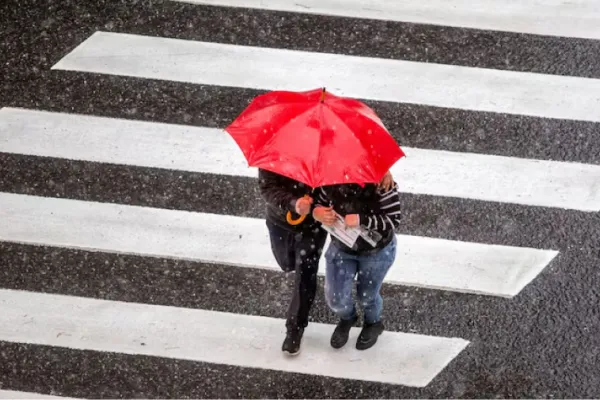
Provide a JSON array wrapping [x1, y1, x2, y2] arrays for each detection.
[[358, 182, 401, 231], [314, 187, 332, 207]]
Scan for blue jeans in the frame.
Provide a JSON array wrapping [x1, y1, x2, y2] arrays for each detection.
[[324, 236, 397, 324]]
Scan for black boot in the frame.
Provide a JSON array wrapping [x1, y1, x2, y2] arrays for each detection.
[[282, 327, 304, 355], [330, 316, 358, 349], [356, 321, 384, 350]]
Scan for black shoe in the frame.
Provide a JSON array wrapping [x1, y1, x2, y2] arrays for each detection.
[[356, 321, 384, 350], [330, 316, 358, 349], [282, 327, 304, 356]]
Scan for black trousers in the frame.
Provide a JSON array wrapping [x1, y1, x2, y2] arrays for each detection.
[[266, 220, 328, 330]]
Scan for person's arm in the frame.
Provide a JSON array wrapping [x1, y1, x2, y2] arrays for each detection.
[[258, 169, 299, 213], [345, 182, 401, 231], [378, 170, 394, 191], [312, 187, 336, 225], [314, 187, 332, 207]]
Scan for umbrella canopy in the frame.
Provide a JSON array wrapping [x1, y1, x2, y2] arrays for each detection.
[[225, 87, 404, 189]]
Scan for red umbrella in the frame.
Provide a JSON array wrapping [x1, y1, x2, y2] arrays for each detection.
[[225, 87, 404, 188]]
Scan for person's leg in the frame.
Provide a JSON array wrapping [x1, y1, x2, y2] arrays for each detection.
[[355, 236, 397, 350], [282, 226, 328, 355], [324, 242, 359, 349], [286, 226, 328, 329]]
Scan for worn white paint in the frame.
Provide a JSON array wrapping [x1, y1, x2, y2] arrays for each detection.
[[0, 289, 469, 387], [0, 192, 558, 297], [2, 107, 599, 212], [0, 391, 76, 400], [52, 31, 600, 123], [170, 0, 600, 40]]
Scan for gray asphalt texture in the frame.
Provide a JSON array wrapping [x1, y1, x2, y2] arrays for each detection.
[[1, 0, 600, 398]]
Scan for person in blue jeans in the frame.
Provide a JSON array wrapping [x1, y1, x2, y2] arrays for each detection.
[[312, 180, 400, 350]]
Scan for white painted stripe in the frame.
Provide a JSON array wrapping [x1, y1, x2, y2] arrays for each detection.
[[0, 192, 557, 297], [0, 391, 76, 400], [0, 289, 470, 387], [171, 0, 600, 40], [52, 31, 600, 123], [2, 107, 599, 212]]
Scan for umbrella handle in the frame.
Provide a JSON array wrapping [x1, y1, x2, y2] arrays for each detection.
[[286, 194, 310, 225], [286, 211, 307, 225]]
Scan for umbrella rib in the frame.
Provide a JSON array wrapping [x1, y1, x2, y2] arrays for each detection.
[[326, 108, 378, 181], [312, 105, 325, 189]]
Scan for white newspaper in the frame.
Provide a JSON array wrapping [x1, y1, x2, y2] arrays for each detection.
[[321, 212, 361, 248]]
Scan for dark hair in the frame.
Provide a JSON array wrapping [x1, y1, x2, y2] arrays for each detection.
[[325, 182, 378, 200]]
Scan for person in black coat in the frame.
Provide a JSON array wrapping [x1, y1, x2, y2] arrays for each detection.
[[258, 168, 393, 355]]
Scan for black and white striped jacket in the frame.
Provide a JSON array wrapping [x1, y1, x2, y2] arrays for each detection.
[[314, 182, 401, 254]]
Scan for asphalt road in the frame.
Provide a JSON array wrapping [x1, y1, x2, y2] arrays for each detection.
[[1, 0, 600, 398]]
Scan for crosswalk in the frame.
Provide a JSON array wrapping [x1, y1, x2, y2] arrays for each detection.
[[170, 0, 600, 40], [0, 391, 76, 400], [1, 0, 599, 397], [0, 192, 557, 297], [3, 107, 599, 210], [51, 31, 600, 122]]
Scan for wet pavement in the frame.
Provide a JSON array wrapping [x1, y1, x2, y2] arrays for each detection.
[[1, 0, 600, 398]]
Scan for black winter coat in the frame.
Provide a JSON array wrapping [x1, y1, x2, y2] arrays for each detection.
[[258, 169, 320, 232]]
